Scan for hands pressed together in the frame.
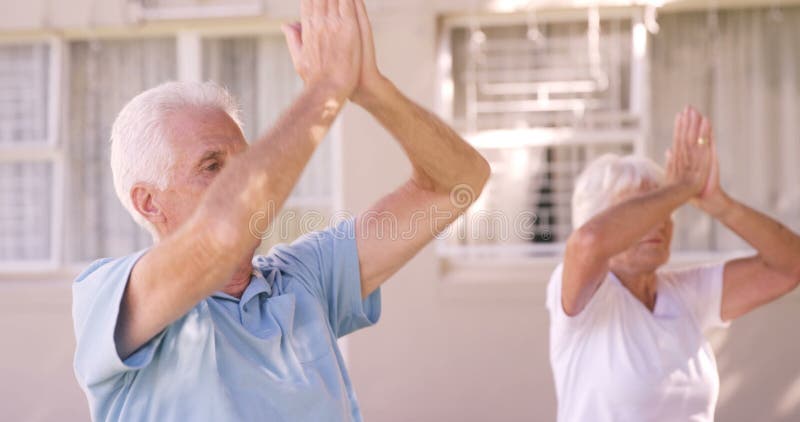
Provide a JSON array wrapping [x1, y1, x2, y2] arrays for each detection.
[[666, 106, 730, 216], [281, 0, 385, 105]]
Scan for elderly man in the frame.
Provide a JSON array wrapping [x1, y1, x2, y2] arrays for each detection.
[[71, 1, 490, 420]]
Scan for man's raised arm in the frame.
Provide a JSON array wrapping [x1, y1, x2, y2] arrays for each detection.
[[116, 0, 363, 359], [349, 0, 491, 297]]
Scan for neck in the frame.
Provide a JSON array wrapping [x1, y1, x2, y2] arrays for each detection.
[[612, 268, 659, 311], [221, 260, 254, 299], [155, 228, 255, 299]]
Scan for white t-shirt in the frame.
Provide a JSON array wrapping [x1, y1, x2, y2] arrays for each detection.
[[546, 262, 730, 422]]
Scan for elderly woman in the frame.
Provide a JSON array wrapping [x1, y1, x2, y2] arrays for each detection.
[[547, 107, 800, 421]]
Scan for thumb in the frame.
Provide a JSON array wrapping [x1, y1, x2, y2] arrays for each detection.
[[282, 23, 303, 69]]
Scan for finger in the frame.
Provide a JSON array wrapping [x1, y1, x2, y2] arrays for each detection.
[[282, 23, 303, 69], [674, 111, 687, 166], [301, 0, 313, 23], [707, 121, 717, 166], [339, 0, 356, 19], [688, 109, 703, 150], [301, 0, 313, 46], [708, 123, 715, 150], [328, 0, 339, 17], [314, 0, 327, 17], [672, 111, 682, 149], [681, 108, 694, 166], [353, 0, 374, 48], [699, 116, 711, 144], [681, 107, 693, 145]]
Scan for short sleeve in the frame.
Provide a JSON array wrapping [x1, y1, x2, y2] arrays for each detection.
[[546, 264, 570, 320], [546, 263, 606, 326], [667, 262, 730, 332], [72, 249, 165, 390], [265, 218, 381, 338]]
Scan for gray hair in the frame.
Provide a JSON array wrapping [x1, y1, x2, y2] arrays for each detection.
[[110, 81, 242, 238], [571, 154, 665, 229]]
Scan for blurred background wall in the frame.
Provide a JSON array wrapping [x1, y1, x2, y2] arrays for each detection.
[[1, 0, 799, 421]]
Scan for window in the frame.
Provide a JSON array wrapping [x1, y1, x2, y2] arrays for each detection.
[[65, 38, 177, 263], [0, 41, 60, 269], [439, 9, 644, 259]]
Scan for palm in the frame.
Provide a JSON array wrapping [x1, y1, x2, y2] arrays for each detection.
[[699, 144, 720, 200]]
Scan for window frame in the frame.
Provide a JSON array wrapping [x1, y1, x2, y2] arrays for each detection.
[[0, 37, 65, 272]]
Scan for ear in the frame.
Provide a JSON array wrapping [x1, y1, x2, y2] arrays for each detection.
[[131, 183, 167, 228]]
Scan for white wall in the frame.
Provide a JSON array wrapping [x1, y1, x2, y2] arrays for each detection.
[[2, 1, 800, 421], [0, 281, 88, 421]]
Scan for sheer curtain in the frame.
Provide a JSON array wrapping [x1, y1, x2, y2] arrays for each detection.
[[66, 38, 177, 262], [649, 6, 800, 252]]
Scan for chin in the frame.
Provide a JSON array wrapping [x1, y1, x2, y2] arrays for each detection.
[[636, 249, 670, 272]]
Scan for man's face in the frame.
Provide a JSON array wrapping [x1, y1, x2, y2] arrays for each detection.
[[153, 106, 248, 236]]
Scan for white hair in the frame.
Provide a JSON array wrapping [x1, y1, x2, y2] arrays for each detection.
[[571, 154, 665, 229], [110, 81, 242, 238]]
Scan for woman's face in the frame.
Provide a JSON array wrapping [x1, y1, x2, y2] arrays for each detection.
[[608, 184, 674, 275]]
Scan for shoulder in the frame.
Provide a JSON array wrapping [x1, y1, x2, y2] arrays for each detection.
[[658, 262, 726, 288], [74, 249, 148, 286], [546, 262, 617, 320], [253, 220, 357, 275]]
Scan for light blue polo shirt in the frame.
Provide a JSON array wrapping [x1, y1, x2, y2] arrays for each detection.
[[72, 219, 380, 422]]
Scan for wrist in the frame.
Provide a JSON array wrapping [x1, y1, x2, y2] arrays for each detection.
[[666, 180, 700, 201], [352, 74, 393, 110], [701, 191, 735, 219], [305, 78, 353, 106]]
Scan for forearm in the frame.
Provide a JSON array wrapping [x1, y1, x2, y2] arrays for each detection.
[[356, 78, 489, 194], [711, 193, 800, 277], [576, 182, 695, 258], [190, 82, 345, 287]]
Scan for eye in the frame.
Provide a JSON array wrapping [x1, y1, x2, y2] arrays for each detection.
[[204, 161, 221, 172]]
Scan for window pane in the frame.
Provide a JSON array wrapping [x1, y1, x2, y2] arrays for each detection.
[[0, 43, 49, 144], [444, 142, 633, 256], [0, 162, 52, 261], [66, 38, 177, 262], [451, 19, 633, 134]]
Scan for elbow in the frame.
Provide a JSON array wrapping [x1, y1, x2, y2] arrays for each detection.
[[459, 156, 491, 209], [434, 154, 490, 208], [792, 265, 800, 287], [469, 155, 491, 198], [477, 155, 491, 189], [566, 225, 604, 263]]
